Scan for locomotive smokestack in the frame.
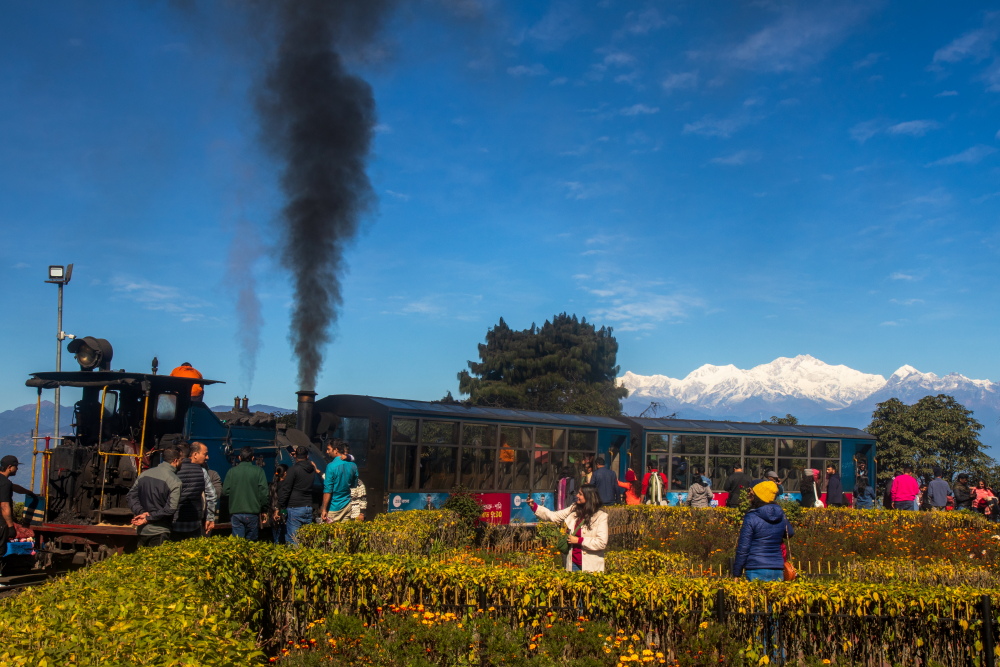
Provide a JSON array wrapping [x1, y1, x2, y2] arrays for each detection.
[[296, 390, 317, 439]]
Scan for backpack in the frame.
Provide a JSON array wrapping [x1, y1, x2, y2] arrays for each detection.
[[646, 471, 664, 505]]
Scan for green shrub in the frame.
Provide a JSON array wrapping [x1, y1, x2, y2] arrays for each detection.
[[297, 510, 469, 555]]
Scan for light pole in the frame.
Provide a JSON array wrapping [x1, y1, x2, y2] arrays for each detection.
[[45, 264, 73, 444]]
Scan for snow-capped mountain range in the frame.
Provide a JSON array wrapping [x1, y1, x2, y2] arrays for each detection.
[[620, 355, 1000, 452]]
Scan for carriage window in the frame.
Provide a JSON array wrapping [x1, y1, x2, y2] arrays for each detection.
[[778, 439, 808, 457], [419, 446, 458, 490], [462, 424, 496, 448], [534, 428, 566, 449], [673, 435, 706, 455], [421, 421, 458, 444], [646, 434, 669, 452], [708, 456, 741, 489], [391, 418, 417, 443], [568, 430, 596, 451], [461, 446, 493, 489], [746, 437, 776, 456], [389, 444, 417, 490], [154, 394, 177, 421], [709, 436, 741, 455]]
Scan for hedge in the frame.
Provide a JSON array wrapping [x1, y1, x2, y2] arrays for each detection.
[[1, 537, 998, 665], [295, 509, 468, 554]]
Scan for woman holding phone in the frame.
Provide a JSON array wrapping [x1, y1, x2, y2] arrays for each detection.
[[529, 484, 609, 572]]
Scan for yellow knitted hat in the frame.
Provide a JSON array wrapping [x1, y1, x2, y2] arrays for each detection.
[[751, 480, 779, 503]]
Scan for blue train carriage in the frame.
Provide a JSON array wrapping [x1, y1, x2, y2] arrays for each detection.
[[23, 364, 281, 558], [307, 394, 633, 523], [621, 416, 876, 506]]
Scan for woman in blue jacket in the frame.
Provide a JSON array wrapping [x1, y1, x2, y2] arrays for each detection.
[[732, 481, 794, 582]]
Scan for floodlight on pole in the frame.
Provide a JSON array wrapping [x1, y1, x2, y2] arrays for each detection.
[[45, 263, 73, 445]]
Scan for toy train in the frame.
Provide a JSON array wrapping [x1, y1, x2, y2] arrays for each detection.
[[20, 335, 877, 565]]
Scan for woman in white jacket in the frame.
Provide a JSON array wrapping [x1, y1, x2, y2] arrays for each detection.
[[529, 484, 609, 572]]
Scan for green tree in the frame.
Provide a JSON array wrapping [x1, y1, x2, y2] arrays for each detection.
[[866, 394, 993, 484], [763, 414, 799, 425], [457, 313, 629, 416]]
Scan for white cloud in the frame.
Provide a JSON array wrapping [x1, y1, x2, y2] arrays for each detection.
[[507, 64, 549, 77], [710, 150, 761, 166], [621, 8, 675, 35], [549, 76, 569, 86], [725, 5, 869, 72], [521, 3, 587, 51], [926, 144, 997, 166], [583, 280, 706, 332], [879, 321, 899, 327], [683, 115, 751, 138], [935, 90, 959, 97], [890, 272, 916, 281], [933, 21, 998, 64], [887, 120, 941, 136], [385, 190, 410, 201], [890, 298, 925, 306], [383, 293, 483, 321], [111, 277, 211, 323], [853, 52, 883, 69], [849, 119, 884, 143], [661, 71, 698, 93], [603, 52, 635, 67], [374, 124, 393, 134], [620, 103, 660, 116], [11, 262, 29, 269]]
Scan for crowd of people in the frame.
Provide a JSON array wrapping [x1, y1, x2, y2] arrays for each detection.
[[127, 440, 367, 547]]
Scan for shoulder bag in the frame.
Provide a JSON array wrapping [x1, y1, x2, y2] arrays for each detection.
[[813, 481, 824, 508], [783, 526, 797, 581]]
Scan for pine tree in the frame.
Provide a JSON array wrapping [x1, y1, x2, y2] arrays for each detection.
[[867, 394, 993, 483], [457, 313, 629, 416]]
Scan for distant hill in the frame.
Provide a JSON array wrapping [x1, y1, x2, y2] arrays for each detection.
[[620, 355, 1000, 454]]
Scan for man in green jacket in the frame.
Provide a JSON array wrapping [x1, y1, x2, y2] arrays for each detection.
[[222, 447, 270, 540]]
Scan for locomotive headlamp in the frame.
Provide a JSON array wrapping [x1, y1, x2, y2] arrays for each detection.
[[67, 336, 114, 371]]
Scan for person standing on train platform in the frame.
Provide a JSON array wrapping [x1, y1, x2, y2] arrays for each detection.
[[127, 447, 182, 548], [641, 461, 667, 505], [278, 446, 317, 545], [590, 456, 621, 505], [722, 464, 754, 508], [169, 362, 205, 402], [223, 447, 270, 540], [171, 442, 217, 540], [890, 466, 920, 510], [320, 441, 358, 523], [927, 469, 951, 511], [825, 465, 845, 507]]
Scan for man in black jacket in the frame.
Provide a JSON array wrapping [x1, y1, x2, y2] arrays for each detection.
[[277, 446, 316, 545], [590, 457, 621, 505], [825, 465, 845, 507], [722, 464, 754, 508]]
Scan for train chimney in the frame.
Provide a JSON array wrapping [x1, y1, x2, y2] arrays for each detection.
[[296, 390, 317, 439], [233, 396, 241, 411], [241, 396, 249, 411]]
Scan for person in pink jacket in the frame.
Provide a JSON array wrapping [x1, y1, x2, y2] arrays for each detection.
[[530, 484, 609, 572], [889, 466, 920, 510]]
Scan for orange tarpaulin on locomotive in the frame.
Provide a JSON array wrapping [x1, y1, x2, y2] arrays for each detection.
[[170, 363, 204, 400]]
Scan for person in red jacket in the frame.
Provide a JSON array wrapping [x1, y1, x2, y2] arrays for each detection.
[[170, 362, 204, 401], [641, 462, 667, 504]]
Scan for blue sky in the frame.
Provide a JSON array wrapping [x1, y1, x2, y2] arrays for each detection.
[[1, 2, 999, 413]]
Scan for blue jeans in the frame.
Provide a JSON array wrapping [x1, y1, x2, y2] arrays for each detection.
[[745, 569, 784, 582], [285, 506, 313, 546], [231, 513, 259, 541], [272, 520, 287, 544]]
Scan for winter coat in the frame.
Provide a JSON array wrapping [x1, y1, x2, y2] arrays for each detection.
[[954, 484, 973, 510], [686, 481, 713, 508], [853, 485, 876, 509], [826, 474, 845, 505], [732, 503, 794, 576], [722, 472, 754, 508], [533, 504, 609, 572]]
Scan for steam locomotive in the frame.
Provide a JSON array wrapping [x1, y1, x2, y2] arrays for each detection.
[[21, 336, 342, 565]]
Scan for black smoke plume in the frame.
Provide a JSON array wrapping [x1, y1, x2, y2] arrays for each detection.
[[257, 0, 392, 390]]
